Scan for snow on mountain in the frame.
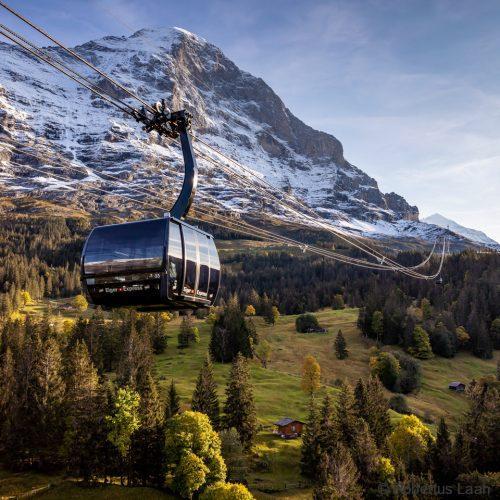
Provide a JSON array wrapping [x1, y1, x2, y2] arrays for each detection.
[[0, 26, 489, 249], [422, 214, 499, 248]]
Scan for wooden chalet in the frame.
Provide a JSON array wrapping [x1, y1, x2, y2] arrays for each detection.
[[448, 381, 465, 392], [273, 418, 305, 439]]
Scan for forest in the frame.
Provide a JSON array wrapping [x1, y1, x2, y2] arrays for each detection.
[[0, 215, 498, 498]]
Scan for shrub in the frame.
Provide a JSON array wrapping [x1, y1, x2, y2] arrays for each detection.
[[430, 323, 456, 358], [332, 294, 345, 310], [296, 313, 320, 333], [408, 325, 433, 359], [201, 482, 254, 500], [393, 352, 422, 394], [389, 394, 410, 414], [370, 351, 400, 390]]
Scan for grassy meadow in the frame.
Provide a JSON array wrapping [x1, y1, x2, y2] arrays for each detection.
[[2, 302, 497, 498]]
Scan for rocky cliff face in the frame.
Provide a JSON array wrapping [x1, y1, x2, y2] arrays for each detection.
[[2, 27, 421, 233]]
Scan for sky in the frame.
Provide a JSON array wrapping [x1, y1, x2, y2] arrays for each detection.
[[2, 0, 500, 241]]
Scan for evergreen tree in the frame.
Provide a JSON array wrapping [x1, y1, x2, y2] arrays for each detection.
[[165, 380, 181, 420], [129, 425, 165, 487], [351, 419, 382, 491], [209, 297, 257, 362], [431, 417, 454, 484], [192, 354, 220, 428], [317, 393, 337, 457], [313, 445, 362, 500], [452, 428, 471, 476], [178, 315, 200, 349], [151, 312, 169, 354], [37, 336, 66, 466], [3, 321, 44, 466], [223, 353, 257, 449], [459, 380, 498, 471], [63, 340, 107, 482], [137, 370, 162, 428], [300, 397, 321, 479], [116, 314, 153, 389], [354, 378, 368, 417], [335, 382, 359, 448], [365, 376, 392, 448], [371, 310, 384, 344], [334, 329, 348, 359]]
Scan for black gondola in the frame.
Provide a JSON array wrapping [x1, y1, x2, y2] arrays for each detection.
[[81, 107, 221, 310]]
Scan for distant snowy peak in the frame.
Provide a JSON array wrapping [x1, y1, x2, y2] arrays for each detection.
[[422, 214, 499, 248]]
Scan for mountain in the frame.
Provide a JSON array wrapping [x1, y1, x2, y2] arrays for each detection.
[[422, 213, 499, 249], [0, 26, 486, 248]]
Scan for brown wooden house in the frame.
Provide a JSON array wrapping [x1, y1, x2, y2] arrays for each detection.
[[273, 418, 305, 439]]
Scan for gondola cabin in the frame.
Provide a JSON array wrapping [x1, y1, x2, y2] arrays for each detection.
[[81, 216, 220, 311]]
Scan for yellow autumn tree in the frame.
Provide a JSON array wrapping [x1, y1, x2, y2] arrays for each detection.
[[245, 305, 256, 317], [455, 326, 470, 346], [301, 355, 321, 396], [73, 294, 88, 313], [20, 290, 32, 307], [388, 414, 434, 471]]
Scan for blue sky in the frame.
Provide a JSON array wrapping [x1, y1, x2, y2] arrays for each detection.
[[3, 0, 500, 240]]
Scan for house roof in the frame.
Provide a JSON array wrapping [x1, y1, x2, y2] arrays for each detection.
[[274, 417, 305, 426], [449, 381, 465, 387]]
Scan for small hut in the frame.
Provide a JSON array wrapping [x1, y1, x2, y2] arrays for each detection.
[[273, 418, 305, 439], [448, 381, 465, 392]]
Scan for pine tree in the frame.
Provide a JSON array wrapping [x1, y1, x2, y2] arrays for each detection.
[[165, 380, 181, 420], [4, 321, 44, 466], [371, 310, 384, 344], [431, 417, 454, 484], [300, 397, 321, 478], [354, 378, 368, 417], [210, 298, 257, 362], [335, 382, 360, 448], [223, 353, 257, 449], [151, 312, 169, 354], [137, 370, 162, 428], [352, 419, 382, 491], [365, 376, 392, 448], [63, 340, 107, 482], [334, 329, 348, 359], [191, 354, 220, 428], [178, 315, 199, 349], [129, 425, 165, 487], [317, 393, 337, 457], [0, 347, 16, 444], [313, 445, 362, 500], [37, 336, 65, 466], [452, 428, 471, 476], [117, 314, 153, 389]]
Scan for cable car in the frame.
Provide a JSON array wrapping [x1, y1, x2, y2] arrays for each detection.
[[81, 108, 221, 310]]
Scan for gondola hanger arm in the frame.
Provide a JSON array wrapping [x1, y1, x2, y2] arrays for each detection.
[[132, 101, 198, 219]]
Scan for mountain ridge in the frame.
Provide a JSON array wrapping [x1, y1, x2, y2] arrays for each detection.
[[0, 26, 489, 249]]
